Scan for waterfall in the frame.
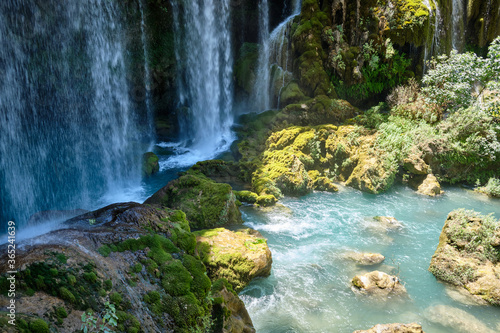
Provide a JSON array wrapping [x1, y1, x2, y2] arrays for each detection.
[[254, 0, 271, 111], [253, 0, 301, 111], [171, 0, 234, 158], [0, 0, 150, 228], [139, 0, 155, 151], [452, 0, 465, 51]]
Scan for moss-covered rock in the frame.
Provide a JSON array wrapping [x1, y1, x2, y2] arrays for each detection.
[[235, 43, 259, 95], [195, 228, 272, 292], [144, 171, 242, 230], [142, 152, 160, 177], [429, 209, 500, 305], [416, 174, 442, 196], [234, 190, 259, 204]]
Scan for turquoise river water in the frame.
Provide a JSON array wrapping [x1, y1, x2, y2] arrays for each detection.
[[239, 185, 500, 333]]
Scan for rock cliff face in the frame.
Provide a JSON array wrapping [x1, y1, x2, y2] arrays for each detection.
[[429, 209, 500, 305], [0, 203, 268, 332]]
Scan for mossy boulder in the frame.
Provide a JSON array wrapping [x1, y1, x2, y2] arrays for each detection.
[[142, 152, 160, 177], [234, 43, 259, 95], [416, 174, 442, 196], [280, 81, 307, 106], [195, 228, 272, 292], [429, 209, 500, 305], [144, 171, 242, 230], [234, 190, 259, 204]]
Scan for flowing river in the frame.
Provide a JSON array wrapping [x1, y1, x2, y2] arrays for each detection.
[[240, 185, 500, 333]]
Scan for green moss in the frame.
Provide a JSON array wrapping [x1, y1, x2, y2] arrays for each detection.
[[104, 279, 112, 291], [144, 290, 161, 304], [161, 260, 193, 296], [182, 254, 211, 298], [83, 272, 98, 284], [59, 287, 76, 304], [98, 289, 107, 297], [110, 292, 123, 305], [142, 152, 160, 177], [233, 190, 258, 204], [98, 245, 112, 257], [55, 306, 68, 319], [131, 263, 142, 274], [146, 172, 242, 230], [29, 319, 49, 333]]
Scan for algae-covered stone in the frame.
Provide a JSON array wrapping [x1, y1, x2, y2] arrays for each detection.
[[142, 152, 159, 177], [195, 228, 272, 292], [346, 154, 396, 194], [280, 81, 307, 106], [429, 210, 500, 305], [351, 271, 407, 296], [353, 323, 424, 333], [234, 190, 259, 204], [144, 172, 242, 230], [373, 216, 403, 230]]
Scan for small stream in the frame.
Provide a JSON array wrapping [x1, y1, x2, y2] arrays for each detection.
[[240, 185, 500, 333]]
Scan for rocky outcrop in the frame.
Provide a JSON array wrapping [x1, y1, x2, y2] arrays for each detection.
[[351, 271, 407, 297], [195, 228, 272, 292], [239, 123, 397, 202], [429, 209, 500, 305], [0, 203, 259, 333], [343, 252, 385, 265], [353, 323, 424, 333], [144, 166, 243, 230]]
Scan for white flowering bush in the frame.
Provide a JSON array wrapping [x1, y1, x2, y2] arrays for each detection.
[[422, 37, 500, 112]]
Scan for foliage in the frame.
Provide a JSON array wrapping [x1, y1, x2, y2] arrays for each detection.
[[81, 301, 118, 333], [422, 36, 500, 112], [480, 177, 500, 197]]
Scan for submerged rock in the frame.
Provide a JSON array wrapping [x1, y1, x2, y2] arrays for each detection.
[[425, 305, 496, 333], [343, 252, 385, 265], [372, 216, 403, 230], [195, 227, 272, 292], [351, 271, 407, 297], [353, 323, 424, 333], [429, 209, 500, 305]]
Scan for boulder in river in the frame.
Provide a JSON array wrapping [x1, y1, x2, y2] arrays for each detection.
[[417, 174, 442, 196], [351, 271, 407, 297], [353, 323, 424, 333], [429, 209, 500, 305]]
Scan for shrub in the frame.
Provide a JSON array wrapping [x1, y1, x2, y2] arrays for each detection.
[[483, 178, 500, 197]]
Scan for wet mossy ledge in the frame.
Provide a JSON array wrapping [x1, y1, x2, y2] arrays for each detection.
[[0, 201, 271, 332]]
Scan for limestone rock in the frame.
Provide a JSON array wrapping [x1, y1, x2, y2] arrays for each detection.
[[351, 271, 406, 296], [195, 227, 272, 292], [417, 174, 442, 196], [429, 209, 500, 305], [425, 305, 496, 333], [343, 252, 385, 265], [353, 323, 424, 333]]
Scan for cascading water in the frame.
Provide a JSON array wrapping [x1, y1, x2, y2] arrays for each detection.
[[139, 0, 155, 151], [0, 0, 150, 230], [170, 0, 234, 165], [452, 0, 465, 51], [253, 0, 301, 111]]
